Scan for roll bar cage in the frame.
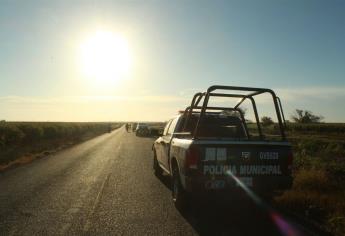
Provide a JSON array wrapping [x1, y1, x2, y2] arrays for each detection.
[[181, 85, 287, 140]]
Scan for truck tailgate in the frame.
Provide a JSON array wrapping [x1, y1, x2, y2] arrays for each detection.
[[193, 141, 292, 190]]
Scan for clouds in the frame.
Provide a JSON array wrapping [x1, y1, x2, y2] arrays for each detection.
[[275, 86, 345, 102], [0, 86, 344, 122], [0, 95, 187, 104], [0, 95, 187, 121]]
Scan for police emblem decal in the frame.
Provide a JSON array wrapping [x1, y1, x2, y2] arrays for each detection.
[[241, 152, 251, 160]]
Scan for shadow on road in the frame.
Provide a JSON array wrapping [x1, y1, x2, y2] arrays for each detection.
[[156, 174, 283, 236], [182, 200, 283, 236]]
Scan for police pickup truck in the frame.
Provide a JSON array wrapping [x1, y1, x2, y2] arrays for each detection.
[[153, 85, 293, 209]]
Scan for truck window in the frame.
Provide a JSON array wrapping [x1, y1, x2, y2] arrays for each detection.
[[167, 117, 179, 135], [163, 120, 172, 136], [178, 114, 247, 139]]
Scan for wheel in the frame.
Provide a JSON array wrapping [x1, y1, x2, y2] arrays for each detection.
[[153, 150, 163, 177], [172, 166, 188, 210]]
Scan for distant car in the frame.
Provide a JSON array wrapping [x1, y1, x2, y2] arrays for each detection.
[[132, 123, 137, 132], [135, 123, 149, 136]]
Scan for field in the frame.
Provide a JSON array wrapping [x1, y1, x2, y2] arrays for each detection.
[[276, 123, 345, 235], [243, 122, 345, 234], [0, 121, 122, 170]]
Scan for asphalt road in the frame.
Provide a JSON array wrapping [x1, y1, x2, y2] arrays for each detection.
[[0, 127, 312, 235]]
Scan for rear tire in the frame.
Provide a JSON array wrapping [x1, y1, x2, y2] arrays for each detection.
[[172, 166, 188, 211], [153, 151, 163, 177]]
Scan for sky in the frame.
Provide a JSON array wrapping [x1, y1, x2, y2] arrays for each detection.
[[1, 0, 344, 122]]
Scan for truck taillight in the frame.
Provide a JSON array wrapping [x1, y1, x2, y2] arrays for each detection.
[[288, 152, 293, 172], [186, 147, 199, 169]]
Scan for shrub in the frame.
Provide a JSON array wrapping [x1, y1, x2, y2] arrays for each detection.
[[43, 125, 59, 139], [0, 124, 25, 145], [17, 124, 43, 143], [291, 109, 324, 123], [261, 116, 274, 127]]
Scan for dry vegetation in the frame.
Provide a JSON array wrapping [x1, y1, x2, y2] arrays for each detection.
[[0, 121, 122, 169], [149, 121, 345, 234], [275, 123, 345, 235]]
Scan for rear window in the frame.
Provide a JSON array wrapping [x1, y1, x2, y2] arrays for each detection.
[[176, 114, 247, 139]]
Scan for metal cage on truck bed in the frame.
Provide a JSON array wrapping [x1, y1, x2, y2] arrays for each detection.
[[181, 85, 287, 140]]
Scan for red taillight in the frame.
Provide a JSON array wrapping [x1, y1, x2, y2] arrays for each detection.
[[287, 152, 293, 172], [186, 147, 199, 169]]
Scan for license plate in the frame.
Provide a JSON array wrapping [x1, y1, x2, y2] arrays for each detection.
[[237, 177, 253, 187], [205, 180, 226, 189]]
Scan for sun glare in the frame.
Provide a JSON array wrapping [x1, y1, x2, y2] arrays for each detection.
[[80, 31, 131, 85]]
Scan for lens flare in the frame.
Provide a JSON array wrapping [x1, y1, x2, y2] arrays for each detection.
[[225, 170, 302, 236]]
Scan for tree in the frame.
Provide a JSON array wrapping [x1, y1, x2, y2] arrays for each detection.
[[261, 116, 274, 126], [291, 109, 324, 123]]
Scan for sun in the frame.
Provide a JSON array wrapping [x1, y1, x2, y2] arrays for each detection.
[[79, 31, 131, 85]]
